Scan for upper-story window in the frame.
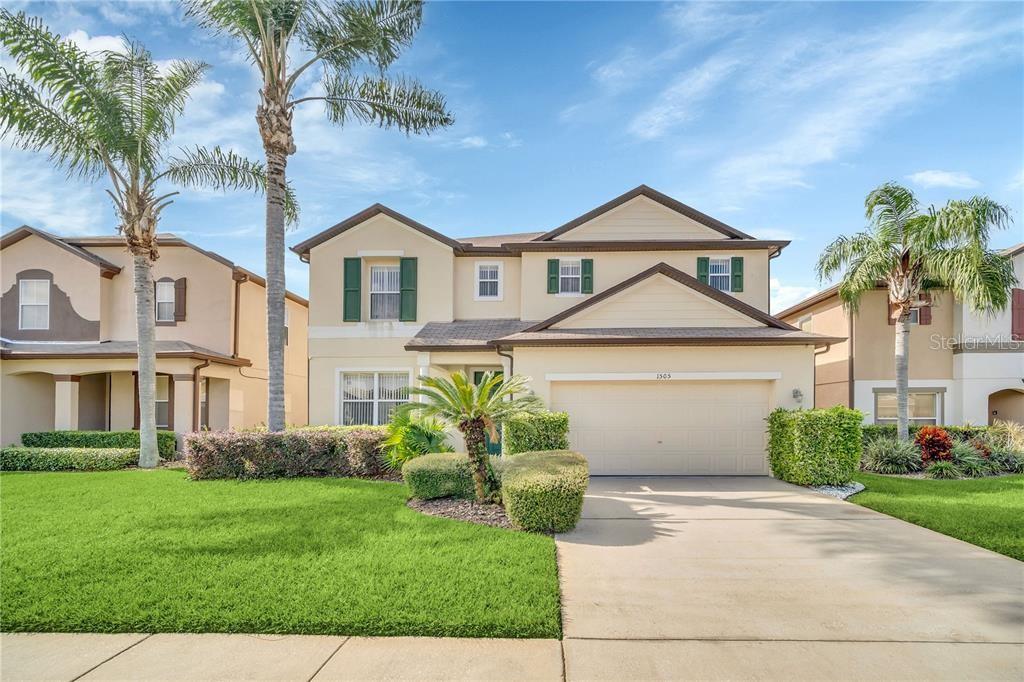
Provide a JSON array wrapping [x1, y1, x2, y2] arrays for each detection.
[[475, 262, 503, 301], [155, 281, 175, 322], [18, 279, 50, 330], [559, 259, 582, 294], [369, 264, 401, 320], [708, 257, 731, 292]]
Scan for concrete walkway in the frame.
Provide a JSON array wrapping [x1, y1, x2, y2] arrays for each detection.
[[3, 477, 1022, 681], [557, 476, 1024, 680]]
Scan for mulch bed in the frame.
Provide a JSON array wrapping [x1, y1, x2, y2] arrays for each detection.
[[407, 498, 514, 529]]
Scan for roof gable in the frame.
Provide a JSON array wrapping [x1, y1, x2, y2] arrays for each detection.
[[535, 185, 754, 242], [527, 263, 794, 332], [291, 204, 462, 259], [0, 226, 121, 277]]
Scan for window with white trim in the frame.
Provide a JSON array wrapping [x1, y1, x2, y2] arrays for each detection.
[[155, 281, 175, 322], [708, 257, 731, 292], [907, 309, 920, 325], [155, 375, 170, 428], [874, 391, 939, 425], [18, 279, 49, 329], [559, 259, 581, 294], [369, 265, 400, 320], [199, 377, 209, 429], [340, 371, 409, 425], [476, 262, 502, 300]]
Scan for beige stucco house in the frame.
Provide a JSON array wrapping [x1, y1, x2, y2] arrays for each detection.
[[293, 185, 841, 475], [0, 226, 309, 447], [778, 244, 1024, 427]]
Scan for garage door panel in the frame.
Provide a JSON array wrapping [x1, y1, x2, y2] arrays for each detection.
[[552, 380, 771, 476]]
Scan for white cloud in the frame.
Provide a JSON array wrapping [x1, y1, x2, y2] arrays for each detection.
[[0, 149, 108, 235], [498, 131, 523, 148], [906, 170, 981, 189], [770, 278, 819, 315], [65, 30, 123, 56], [753, 228, 799, 241], [628, 55, 737, 139], [663, 2, 764, 42], [458, 136, 488, 149], [1009, 169, 1024, 191]]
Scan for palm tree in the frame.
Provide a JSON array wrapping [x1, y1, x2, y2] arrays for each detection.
[[186, 0, 453, 432], [818, 183, 1016, 440], [0, 11, 284, 467], [400, 371, 546, 503]]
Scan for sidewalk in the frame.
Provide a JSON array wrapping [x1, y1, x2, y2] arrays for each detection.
[[0, 633, 564, 681]]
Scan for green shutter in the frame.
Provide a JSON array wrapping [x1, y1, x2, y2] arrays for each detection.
[[731, 257, 744, 292], [343, 257, 361, 322], [581, 259, 594, 294], [697, 257, 710, 285], [399, 257, 417, 321], [547, 259, 559, 294]]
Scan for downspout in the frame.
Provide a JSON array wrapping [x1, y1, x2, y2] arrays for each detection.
[[192, 359, 210, 431], [495, 345, 514, 376], [847, 311, 856, 408], [232, 272, 246, 358], [812, 343, 831, 410]]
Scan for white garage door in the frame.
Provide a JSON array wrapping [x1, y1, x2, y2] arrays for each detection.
[[551, 380, 771, 475]]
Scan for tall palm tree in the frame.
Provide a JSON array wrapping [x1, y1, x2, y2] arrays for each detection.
[[0, 11, 284, 467], [818, 183, 1016, 440], [400, 371, 546, 503], [186, 0, 453, 432]]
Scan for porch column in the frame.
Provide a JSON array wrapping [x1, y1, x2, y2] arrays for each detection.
[[416, 352, 430, 402], [53, 375, 80, 430], [172, 374, 194, 435]]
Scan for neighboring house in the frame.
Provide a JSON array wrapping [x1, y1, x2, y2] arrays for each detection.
[[0, 227, 309, 446], [778, 244, 1024, 426], [293, 185, 841, 475]]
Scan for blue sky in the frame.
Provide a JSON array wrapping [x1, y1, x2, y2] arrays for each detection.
[[2, 1, 1022, 311]]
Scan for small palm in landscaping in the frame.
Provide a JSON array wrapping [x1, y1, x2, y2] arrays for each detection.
[[925, 460, 962, 479], [863, 437, 921, 475], [400, 371, 545, 503], [382, 410, 453, 471]]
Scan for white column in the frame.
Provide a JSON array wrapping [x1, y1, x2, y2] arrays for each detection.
[[172, 375, 194, 436], [54, 375, 80, 431], [416, 352, 430, 402]]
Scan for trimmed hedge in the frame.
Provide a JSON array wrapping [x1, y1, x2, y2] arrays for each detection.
[[402, 452, 477, 500], [0, 447, 137, 471], [185, 426, 388, 480], [862, 424, 988, 445], [504, 412, 570, 455], [500, 451, 589, 533], [768, 407, 863, 486], [21, 430, 177, 459]]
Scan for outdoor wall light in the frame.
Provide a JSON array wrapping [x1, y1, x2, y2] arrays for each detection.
[[792, 388, 804, 404]]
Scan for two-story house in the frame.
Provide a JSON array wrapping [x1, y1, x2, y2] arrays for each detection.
[[0, 226, 309, 446], [778, 244, 1024, 426], [293, 185, 841, 475]]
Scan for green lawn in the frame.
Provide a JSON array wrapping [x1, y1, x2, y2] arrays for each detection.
[[851, 473, 1024, 561], [0, 470, 561, 638]]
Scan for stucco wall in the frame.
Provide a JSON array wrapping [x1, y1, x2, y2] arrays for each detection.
[[955, 252, 1023, 341], [308, 337, 415, 425], [519, 250, 771, 320], [87, 245, 235, 354], [853, 289, 954, 380], [307, 213, 455, 327], [552, 196, 730, 241], [453, 257, 522, 319], [781, 296, 852, 408], [0, 372, 54, 445]]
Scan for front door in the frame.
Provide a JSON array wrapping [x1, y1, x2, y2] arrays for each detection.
[[473, 370, 503, 455]]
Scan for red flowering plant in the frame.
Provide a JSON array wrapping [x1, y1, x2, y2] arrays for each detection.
[[970, 437, 992, 459], [915, 426, 953, 463]]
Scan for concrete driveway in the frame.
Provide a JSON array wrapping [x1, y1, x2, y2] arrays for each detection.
[[557, 477, 1024, 681]]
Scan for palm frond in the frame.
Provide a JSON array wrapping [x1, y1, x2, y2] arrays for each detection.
[[924, 248, 1018, 314], [301, 0, 423, 74], [315, 73, 452, 133], [865, 182, 918, 240]]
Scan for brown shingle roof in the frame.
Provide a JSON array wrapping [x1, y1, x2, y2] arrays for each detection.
[[1, 226, 122, 276], [456, 232, 544, 247], [405, 319, 536, 351], [0, 340, 251, 365]]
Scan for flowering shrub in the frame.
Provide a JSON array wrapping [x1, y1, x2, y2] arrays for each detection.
[[915, 426, 953, 463], [970, 438, 992, 459]]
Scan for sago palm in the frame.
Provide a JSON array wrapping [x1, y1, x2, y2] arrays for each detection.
[[817, 183, 1016, 440], [0, 11, 284, 467], [400, 371, 546, 503], [186, 0, 454, 431]]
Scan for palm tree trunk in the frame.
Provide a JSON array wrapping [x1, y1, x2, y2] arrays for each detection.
[[894, 315, 910, 441], [264, 147, 288, 432], [133, 255, 159, 468], [462, 419, 490, 503]]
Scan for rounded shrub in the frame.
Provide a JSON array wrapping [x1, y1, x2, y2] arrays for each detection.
[[915, 426, 953, 463], [924, 460, 962, 479], [863, 437, 921, 475], [500, 450, 588, 533], [504, 412, 570, 456], [402, 452, 476, 500]]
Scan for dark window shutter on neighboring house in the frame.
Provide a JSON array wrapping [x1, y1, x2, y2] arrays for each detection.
[[343, 257, 361, 322], [399, 257, 417, 321], [730, 257, 744, 292], [174, 278, 187, 321], [887, 301, 897, 325], [547, 259, 559, 294], [1012, 288, 1024, 340], [697, 257, 709, 285], [581, 259, 594, 294], [918, 292, 932, 325]]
